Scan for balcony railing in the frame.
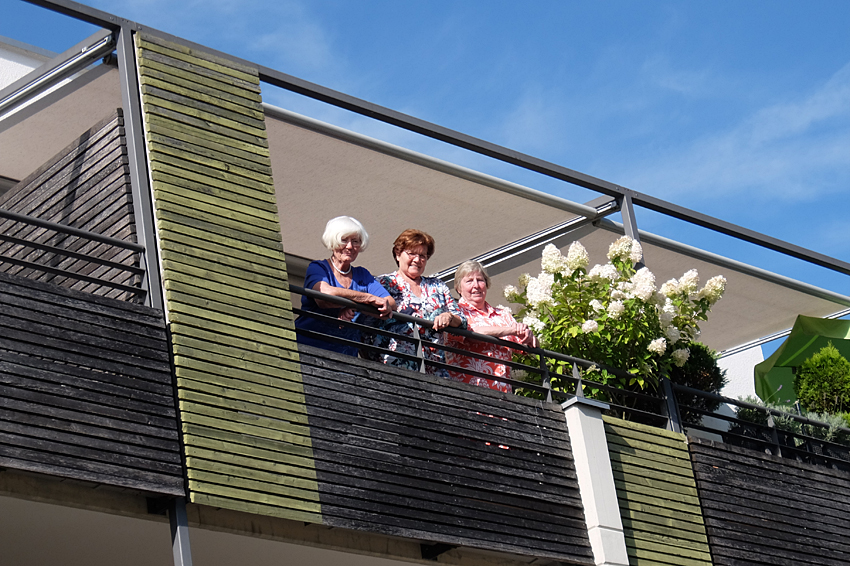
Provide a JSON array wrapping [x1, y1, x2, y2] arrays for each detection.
[[0, 208, 146, 302], [293, 284, 850, 471]]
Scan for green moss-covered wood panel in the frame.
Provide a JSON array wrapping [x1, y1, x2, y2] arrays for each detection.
[[135, 32, 319, 522], [604, 416, 712, 566]]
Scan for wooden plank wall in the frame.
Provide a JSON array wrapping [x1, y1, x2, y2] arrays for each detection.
[[300, 347, 595, 564], [0, 110, 141, 301], [135, 33, 317, 520], [690, 437, 850, 566], [604, 416, 712, 566], [0, 270, 183, 494]]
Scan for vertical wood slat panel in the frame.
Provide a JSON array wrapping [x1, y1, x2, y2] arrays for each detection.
[[604, 416, 713, 566], [135, 32, 320, 522], [0, 271, 182, 494], [690, 438, 850, 566], [0, 110, 141, 300]]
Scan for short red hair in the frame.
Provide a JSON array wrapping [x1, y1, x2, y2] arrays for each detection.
[[392, 229, 435, 265]]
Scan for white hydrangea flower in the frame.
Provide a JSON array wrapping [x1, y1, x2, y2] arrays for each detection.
[[629, 239, 643, 264], [610, 289, 628, 301], [607, 236, 634, 263], [581, 319, 599, 334], [631, 267, 656, 301], [588, 263, 619, 282], [665, 326, 681, 343], [566, 241, 589, 271], [503, 284, 520, 301], [541, 244, 570, 275], [518, 273, 531, 286], [647, 337, 667, 355], [607, 300, 625, 319], [616, 280, 635, 299], [672, 348, 690, 367], [522, 315, 545, 333], [590, 299, 605, 312], [658, 299, 676, 325], [652, 291, 667, 306], [679, 269, 700, 294], [697, 275, 727, 304], [660, 279, 679, 297], [526, 272, 555, 307]]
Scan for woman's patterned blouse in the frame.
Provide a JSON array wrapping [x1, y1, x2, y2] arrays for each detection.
[[371, 272, 467, 377]]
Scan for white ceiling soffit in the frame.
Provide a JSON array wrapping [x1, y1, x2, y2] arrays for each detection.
[[0, 64, 121, 182], [265, 105, 849, 352]]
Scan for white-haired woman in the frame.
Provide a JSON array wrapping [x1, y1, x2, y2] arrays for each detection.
[[446, 261, 536, 392], [295, 216, 395, 356]]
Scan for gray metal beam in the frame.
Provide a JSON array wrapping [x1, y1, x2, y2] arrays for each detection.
[[169, 498, 193, 566], [116, 24, 163, 310], [26, 0, 850, 281], [596, 218, 850, 307], [0, 28, 113, 116], [632, 193, 850, 276], [434, 200, 618, 284], [22, 0, 124, 30]]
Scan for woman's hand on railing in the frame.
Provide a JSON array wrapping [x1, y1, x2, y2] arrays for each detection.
[[367, 295, 394, 319], [338, 307, 358, 322], [432, 312, 461, 331]]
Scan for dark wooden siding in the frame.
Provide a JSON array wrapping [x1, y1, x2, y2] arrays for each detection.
[[0, 110, 141, 301], [690, 437, 850, 566], [0, 271, 183, 495], [300, 348, 594, 564], [605, 417, 712, 566]]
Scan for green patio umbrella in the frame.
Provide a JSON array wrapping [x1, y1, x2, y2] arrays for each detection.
[[754, 315, 850, 406]]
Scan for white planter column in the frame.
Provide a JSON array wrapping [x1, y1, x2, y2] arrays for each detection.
[[563, 397, 629, 566]]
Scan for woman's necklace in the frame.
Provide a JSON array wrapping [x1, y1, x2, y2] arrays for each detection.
[[330, 259, 351, 275]]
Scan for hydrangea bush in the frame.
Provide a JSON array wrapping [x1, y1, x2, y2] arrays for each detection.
[[504, 236, 726, 395]]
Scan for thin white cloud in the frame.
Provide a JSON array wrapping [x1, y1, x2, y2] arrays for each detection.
[[626, 61, 850, 203]]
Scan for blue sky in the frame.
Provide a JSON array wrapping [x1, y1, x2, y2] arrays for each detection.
[[4, 0, 850, 297]]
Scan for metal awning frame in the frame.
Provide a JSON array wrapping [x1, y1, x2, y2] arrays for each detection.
[[13, 0, 850, 356]]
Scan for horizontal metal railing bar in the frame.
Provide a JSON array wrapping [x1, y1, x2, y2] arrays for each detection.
[[294, 285, 631, 379], [0, 209, 146, 252], [292, 307, 552, 395], [0, 233, 145, 275], [0, 255, 146, 296], [672, 382, 850, 434]]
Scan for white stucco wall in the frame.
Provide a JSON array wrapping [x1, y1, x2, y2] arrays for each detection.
[[718, 346, 763, 401], [0, 35, 53, 89]]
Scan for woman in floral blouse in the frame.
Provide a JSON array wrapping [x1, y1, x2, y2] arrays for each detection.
[[370, 229, 466, 376], [446, 261, 537, 392]]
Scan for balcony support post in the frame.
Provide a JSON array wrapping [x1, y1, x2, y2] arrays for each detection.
[[562, 397, 629, 566], [169, 497, 193, 566], [116, 23, 164, 310]]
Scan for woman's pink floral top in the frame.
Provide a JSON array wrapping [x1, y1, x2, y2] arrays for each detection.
[[445, 299, 522, 393]]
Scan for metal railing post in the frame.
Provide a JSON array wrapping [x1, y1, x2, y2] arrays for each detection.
[[767, 413, 783, 458], [539, 354, 551, 403], [116, 23, 164, 310], [572, 363, 583, 399], [413, 323, 426, 374], [661, 377, 682, 434]]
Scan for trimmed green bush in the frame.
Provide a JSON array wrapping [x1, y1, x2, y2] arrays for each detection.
[[795, 342, 850, 414], [667, 342, 727, 425]]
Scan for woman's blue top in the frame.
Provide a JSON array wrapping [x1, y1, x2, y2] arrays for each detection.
[[295, 259, 390, 357]]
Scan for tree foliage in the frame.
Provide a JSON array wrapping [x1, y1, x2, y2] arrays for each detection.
[[795, 342, 850, 414]]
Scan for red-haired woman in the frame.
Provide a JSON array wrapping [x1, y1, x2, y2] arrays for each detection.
[[370, 229, 466, 376]]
